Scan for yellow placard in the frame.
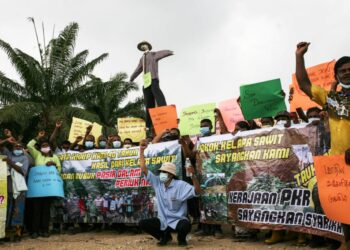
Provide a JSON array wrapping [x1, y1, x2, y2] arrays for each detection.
[[117, 117, 146, 142], [68, 117, 102, 144], [0, 161, 7, 239]]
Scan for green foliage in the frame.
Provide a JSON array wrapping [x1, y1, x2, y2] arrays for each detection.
[[0, 21, 145, 142]]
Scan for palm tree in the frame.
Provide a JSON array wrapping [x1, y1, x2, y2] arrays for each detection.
[[0, 21, 107, 141], [76, 73, 145, 135]]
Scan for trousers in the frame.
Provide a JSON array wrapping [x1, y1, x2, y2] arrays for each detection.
[[143, 79, 167, 128], [139, 217, 191, 243]]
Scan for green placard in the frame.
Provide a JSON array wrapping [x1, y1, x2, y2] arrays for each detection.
[[179, 103, 216, 136], [239, 79, 286, 120]]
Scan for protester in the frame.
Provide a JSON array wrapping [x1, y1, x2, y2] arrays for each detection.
[[295, 41, 350, 249], [6, 142, 29, 241], [123, 138, 133, 148], [26, 131, 61, 238], [138, 139, 201, 246]]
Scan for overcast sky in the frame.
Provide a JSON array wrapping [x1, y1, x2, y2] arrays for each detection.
[[1, 0, 349, 112]]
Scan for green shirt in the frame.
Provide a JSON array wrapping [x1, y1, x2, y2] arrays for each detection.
[[27, 139, 62, 172]]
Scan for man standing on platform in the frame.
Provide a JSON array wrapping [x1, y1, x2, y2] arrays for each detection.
[[130, 41, 173, 130]]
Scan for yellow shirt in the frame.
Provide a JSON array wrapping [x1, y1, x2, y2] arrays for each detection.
[[311, 85, 350, 155]]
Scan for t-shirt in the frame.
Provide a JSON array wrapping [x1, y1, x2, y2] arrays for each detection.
[[311, 85, 350, 155]]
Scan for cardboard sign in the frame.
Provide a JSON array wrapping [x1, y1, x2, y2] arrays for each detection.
[[0, 161, 7, 238], [240, 79, 286, 120], [290, 60, 335, 111], [179, 103, 216, 136], [218, 98, 244, 132], [117, 117, 146, 142], [314, 155, 350, 224], [26, 166, 64, 198], [68, 117, 102, 144], [149, 105, 178, 135]]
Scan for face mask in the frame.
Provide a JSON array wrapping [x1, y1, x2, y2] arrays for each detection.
[[200, 127, 210, 136], [124, 144, 132, 149], [261, 124, 272, 128], [13, 149, 23, 156], [340, 82, 350, 89], [159, 172, 169, 183], [113, 141, 122, 148], [276, 120, 287, 126], [308, 118, 320, 122], [41, 147, 51, 154], [99, 141, 107, 148], [85, 141, 94, 149]]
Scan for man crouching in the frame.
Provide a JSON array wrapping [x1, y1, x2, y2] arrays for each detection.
[[138, 140, 202, 247]]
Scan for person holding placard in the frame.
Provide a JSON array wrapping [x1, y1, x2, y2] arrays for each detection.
[[6, 142, 29, 241], [26, 131, 61, 239], [130, 41, 173, 129], [295, 42, 350, 249]]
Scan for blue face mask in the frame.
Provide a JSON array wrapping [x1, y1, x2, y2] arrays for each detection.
[[99, 141, 107, 148], [85, 141, 94, 149], [159, 172, 169, 183], [112, 141, 122, 148], [13, 149, 23, 156], [200, 127, 210, 136]]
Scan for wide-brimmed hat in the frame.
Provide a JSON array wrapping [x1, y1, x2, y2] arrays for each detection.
[[137, 41, 152, 51], [159, 162, 177, 176]]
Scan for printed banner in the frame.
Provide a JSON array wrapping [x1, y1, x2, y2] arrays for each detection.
[[68, 117, 102, 144], [117, 117, 146, 142], [179, 103, 216, 136], [58, 141, 182, 224], [197, 124, 343, 241], [290, 60, 335, 111], [0, 160, 7, 238], [218, 98, 244, 132], [149, 105, 178, 135], [240, 79, 286, 120], [314, 155, 350, 224], [26, 166, 64, 198]]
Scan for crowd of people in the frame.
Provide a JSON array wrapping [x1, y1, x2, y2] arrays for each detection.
[[0, 42, 349, 249]]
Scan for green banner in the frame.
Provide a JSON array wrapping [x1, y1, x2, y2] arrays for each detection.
[[239, 79, 286, 120]]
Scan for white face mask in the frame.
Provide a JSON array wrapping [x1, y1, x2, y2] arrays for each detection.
[[261, 125, 272, 128], [276, 120, 287, 126], [123, 144, 132, 149], [41, 147, 51, 153], [340, 82, 350, 89], [159, 172, 169, 183], [308, 118, 320, 123], [113, 141, 122, 148]]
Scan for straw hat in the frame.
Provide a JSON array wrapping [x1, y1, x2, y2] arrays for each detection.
[[159, 162, 177, 176], [137, 41, 152, 51]]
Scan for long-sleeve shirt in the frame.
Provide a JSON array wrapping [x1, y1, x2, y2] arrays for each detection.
[[27, 139, 61, 172], [146, 170, 196, 230], [130, 50, 173, 82]]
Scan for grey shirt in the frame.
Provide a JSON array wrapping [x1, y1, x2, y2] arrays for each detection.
[[130, 50, 173, 82]]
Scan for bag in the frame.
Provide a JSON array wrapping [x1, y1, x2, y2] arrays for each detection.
[[11, 166, 28, 199]]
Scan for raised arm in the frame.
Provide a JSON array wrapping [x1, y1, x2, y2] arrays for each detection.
[[130, 59, 143, 82], [154, 50, 174, 61], [139, 139, 148, 176], [49, 120, 62, 149], [295, 42, 312, 98], [186, 166, 202, 195]]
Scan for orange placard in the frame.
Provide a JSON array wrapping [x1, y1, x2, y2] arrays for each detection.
[[314, 155, 350, 224], [290, 60, 335, 111], [149, 105, 178, 135]]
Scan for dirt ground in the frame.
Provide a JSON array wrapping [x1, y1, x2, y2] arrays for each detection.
[[1, 226, 330, 250]]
